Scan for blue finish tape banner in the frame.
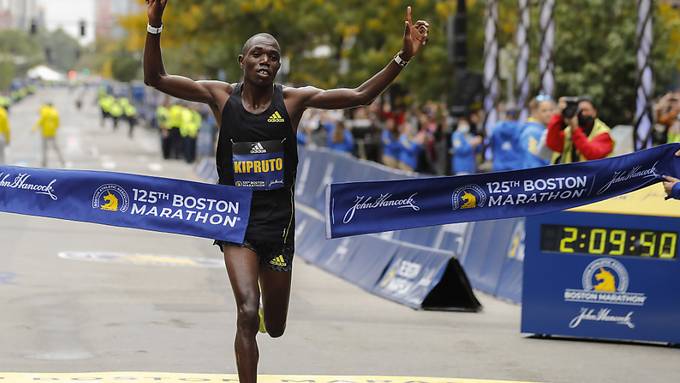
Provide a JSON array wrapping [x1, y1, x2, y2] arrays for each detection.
[[326, 144, 680, 239], [0, 166, 252, 243]]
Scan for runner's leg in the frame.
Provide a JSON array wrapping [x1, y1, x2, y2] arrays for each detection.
[[259, 267, 292, 338], [223, 245, 260, 383]]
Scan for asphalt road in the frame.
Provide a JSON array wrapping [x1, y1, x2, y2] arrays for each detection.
[[0, 87, 678, 383]]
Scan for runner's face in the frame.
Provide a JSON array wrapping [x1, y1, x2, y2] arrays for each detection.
[[240, 39, 281, 86]]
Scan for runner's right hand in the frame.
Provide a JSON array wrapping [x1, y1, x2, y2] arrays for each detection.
[[146, 0, 167, 26]]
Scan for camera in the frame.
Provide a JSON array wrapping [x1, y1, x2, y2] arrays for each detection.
[[562, 97, 579, 119]]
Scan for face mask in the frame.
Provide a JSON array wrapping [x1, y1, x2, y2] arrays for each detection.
[[578, 112, 595, 130], [457, 122, 470, 134]]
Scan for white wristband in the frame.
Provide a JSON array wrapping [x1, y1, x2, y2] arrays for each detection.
[[147, 24, 163, 35]]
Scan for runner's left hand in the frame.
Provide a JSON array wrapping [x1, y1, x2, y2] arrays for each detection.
[[401, 6, 429, 61], [663, 175, 679, 197]]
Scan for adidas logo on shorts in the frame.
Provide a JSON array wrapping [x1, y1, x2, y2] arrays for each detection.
[[250, 142, 267, 154], [269, 255, 287, 268], [267, 111, 285, 123]]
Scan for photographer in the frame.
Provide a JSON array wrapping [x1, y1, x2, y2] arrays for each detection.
[[546, 97, 613, 164]]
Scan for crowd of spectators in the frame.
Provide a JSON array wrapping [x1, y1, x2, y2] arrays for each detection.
[[296, 93, 616, 175], [296, 89, 680, 176]]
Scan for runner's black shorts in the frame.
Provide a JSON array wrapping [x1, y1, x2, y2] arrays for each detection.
[[214, 188, 295, 272]]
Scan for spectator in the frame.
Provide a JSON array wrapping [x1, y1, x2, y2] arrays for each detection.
[[451, 117, 483, 175], [547, 97, 614, 164], [490, 107, 523, 171], [327, 120, 354, 154], [398, 121, 425, 172], [381, 118, 401, 168], [519, 96, 556, 168], [654, 92, 680, 145]]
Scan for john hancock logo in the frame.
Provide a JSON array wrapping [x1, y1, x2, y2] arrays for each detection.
[[451, 184, 487, 211], [92, 184, 130, 213]]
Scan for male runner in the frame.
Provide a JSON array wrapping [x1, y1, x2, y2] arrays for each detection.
[[143, 1, 429, 381]]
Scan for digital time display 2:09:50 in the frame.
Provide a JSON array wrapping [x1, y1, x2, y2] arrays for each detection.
[[540, 225, 677, 259]]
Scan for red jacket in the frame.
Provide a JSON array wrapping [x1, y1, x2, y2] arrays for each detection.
[[546, 114, 613, 160]]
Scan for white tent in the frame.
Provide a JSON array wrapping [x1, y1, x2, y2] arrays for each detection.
[[27, 65, 65, 82]]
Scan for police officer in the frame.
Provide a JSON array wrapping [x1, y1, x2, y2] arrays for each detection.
[[156, 102, 171, 159], [167, 102, 184, 159], [122, 98, 138, 138]]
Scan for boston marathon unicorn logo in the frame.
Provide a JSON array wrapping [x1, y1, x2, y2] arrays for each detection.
[[101, 192, 119, 211], [583, 258, 628, 293], [92, 184, 130, 213], [452, 184, 487, 211], [593, 268, 616, 292]]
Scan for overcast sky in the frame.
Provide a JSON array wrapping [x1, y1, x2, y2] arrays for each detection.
[[37, 0, 95, 44]]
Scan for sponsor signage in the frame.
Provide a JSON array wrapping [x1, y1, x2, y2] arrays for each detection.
[[522, 211, 680, 344], [326, 144, 680, 239], [0, 166, 252, 243]]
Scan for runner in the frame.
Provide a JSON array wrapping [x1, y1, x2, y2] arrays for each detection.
[[143, 1, 428, 381]]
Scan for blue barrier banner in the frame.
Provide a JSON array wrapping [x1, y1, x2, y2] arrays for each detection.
[[0, 166, 251, 243], [326, 144, 680, 238]]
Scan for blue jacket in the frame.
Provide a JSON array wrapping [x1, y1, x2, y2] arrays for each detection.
[[382, 130, 401, 160], [327, 128, 354, 154], [519, 120, 550, 169], [398, 133, 422, 170], [491, 120, 524, 171], [451, 131, 477, 175]]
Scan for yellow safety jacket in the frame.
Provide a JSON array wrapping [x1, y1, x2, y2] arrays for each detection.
[[35, 106, 60, 138], [0, 107, 10, 143], [156, 106, 169, 129], [123, 103, 137, 118], [180, 109, 200, 138], [167, 105, 184, 130], [109, 101, 124, 118]]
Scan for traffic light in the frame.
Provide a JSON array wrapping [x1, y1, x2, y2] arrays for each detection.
[[30, 18, 37, 35], [79, 20, 86, 37]]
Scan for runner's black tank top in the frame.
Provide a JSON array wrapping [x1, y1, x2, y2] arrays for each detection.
[[215, 83, 297, 244], [216, 83, 297, 188]]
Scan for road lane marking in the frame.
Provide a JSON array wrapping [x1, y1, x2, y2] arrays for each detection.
[[0, 373, 540, 383]]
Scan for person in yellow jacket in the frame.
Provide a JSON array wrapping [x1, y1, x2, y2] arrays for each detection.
[[156, 103, 171, 159], [180, 107, 201, 163], [109, 98, 124, 130], [0, 106, 10, 165], [167, 103, 185, 159], [123, 100, 138, 138], [98, 94, 114, 128], [33, 102, 65, 167]]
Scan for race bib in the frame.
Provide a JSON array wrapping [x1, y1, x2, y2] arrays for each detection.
[[232, 140, 285, 190]]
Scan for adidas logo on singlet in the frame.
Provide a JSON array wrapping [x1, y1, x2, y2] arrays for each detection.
[[267, 111, 285, 123], [250, 142, 267, 154], [270, 255, 287, 268]]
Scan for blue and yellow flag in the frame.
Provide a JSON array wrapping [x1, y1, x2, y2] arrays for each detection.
[[326, 144, 680, 238], [0, 166, 251, 243]]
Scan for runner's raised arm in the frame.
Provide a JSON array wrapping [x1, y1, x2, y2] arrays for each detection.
[[143, 0, 231, 113]]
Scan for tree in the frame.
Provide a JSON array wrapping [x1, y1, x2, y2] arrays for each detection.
[[111, 51, 141, 82], [0, 29, 44, 89], [118, 0, 680, 119], [36, 28, 82, 73]]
